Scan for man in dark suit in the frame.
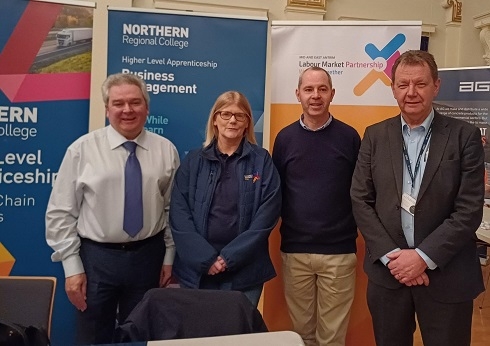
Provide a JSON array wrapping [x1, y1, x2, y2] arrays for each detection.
[[350, 50, 485, 346]]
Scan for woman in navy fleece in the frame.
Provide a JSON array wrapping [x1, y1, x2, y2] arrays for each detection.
[[169, 91, 281, 307]]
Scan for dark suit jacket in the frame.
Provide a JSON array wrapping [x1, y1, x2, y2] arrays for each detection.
[[351, 111, 485, 303]]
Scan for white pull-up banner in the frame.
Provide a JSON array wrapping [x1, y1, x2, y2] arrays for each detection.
[[269, 21, 422, 138], [0, 0, 94, 344]]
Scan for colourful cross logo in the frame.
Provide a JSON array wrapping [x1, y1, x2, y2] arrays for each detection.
[[353, 33, 406, 96]]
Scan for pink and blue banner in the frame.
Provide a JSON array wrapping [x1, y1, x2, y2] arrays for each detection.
[[0, 1, 93, 344]]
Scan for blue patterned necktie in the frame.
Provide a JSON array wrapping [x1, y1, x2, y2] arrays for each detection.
[[122, 141, 143, 237]]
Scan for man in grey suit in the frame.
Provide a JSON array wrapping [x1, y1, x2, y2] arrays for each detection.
[[351, 50, 485, 346]]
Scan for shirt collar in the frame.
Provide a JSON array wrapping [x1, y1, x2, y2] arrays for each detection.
[[213, 138, 244, 158], [300, 114, 333, 131], [107, 125, 149, 151], [401, 109, 435, 133]]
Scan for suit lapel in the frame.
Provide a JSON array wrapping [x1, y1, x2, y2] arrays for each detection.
[[418, 112, 449, 201], [388, 117, 404, 201]]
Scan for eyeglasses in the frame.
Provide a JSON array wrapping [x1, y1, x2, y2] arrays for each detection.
[[216, 111, 249, 122]]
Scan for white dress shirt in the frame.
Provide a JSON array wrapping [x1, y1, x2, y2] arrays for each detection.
[[46, 125, 180, 277]]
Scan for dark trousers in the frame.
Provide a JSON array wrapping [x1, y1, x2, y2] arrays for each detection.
[[367, 280, 473, 346], [76, 233, 165, 345]]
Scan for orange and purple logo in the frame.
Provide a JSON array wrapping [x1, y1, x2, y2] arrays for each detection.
[[353, 33, 406, 96]]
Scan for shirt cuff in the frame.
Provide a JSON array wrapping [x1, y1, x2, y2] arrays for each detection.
[[380, 248, 401, 266], [415, 248, 437, 270], [62, 255, 85, 278], [163, 245, 175, 265]]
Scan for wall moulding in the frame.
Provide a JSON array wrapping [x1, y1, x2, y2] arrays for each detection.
[[287, 0, 326, 10], [474, 11, 490, 28], [285, 0, 326, 19], [422, 23, 437, 36], [474, 11, 490, 66], [441, 0, 462, 23], [337, 16, 436, 37], [154, 0, 269, 18]]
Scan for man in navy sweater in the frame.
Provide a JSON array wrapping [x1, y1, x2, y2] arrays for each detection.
[[272, 66, 360, 346]]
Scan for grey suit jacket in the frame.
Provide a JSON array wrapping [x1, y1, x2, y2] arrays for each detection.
[[351, 110, 485, 303]]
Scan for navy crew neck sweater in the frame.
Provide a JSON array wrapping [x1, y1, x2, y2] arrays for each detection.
[[272, 118, 361, 254]]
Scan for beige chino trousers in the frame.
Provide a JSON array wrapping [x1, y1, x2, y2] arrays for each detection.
[[281, 252, 357, 346]]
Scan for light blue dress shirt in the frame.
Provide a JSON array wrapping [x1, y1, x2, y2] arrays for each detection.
[[381, 110, 437, 270]]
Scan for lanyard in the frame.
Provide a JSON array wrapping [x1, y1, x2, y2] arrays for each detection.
[[402, 121, 433, 189]]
